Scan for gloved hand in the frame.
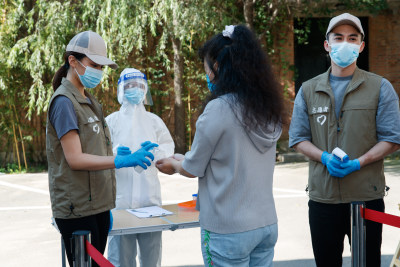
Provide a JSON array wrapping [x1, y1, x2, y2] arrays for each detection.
[[321, 151, 347, 178], [339, 159, 361, 176], [109, 210, 113, 233], [117, 146, 131, 155], [140, 141, 152, 148], [140, 141, 159, 152], [114, 142, 159, 169]]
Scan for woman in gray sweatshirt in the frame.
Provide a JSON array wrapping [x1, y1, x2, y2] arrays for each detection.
[[156, 24, 285, 267]]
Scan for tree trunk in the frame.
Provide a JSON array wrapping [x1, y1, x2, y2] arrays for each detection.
[[244, 0, 255, 30], [172, 36, 186, 153]]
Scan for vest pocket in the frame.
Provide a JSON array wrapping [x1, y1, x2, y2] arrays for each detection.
[[308, 112, 330, 150], [79, 117, 105, 155], [339, 108, 377, 157], [90, 169, 113, 211], [65, 171, 91, 217], [308, 161, 338, 201]]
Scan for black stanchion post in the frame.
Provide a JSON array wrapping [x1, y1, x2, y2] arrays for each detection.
[[62, 238, 66, 267], [72, 230, 91, 267], [351, 201, 366, 267]]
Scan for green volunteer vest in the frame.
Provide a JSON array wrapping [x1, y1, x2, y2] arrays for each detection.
[[46, 78, 116, 218], [302, 67, 385, 203]]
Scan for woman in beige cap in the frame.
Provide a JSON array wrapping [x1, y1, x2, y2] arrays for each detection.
[[47, 31, 158, 267]]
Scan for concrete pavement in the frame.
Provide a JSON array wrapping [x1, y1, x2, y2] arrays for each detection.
[[0, 160, 399, 266]]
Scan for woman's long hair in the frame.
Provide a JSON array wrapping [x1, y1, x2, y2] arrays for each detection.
[[52, 51, 86, 91], [199, 24, 286, 131]]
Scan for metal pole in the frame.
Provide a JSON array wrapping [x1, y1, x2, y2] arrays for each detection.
[[72, 230, 91, 267], [61, 238, 66, 267], [351, 201, 366, 267]]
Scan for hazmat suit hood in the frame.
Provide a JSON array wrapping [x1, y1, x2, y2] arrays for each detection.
[[117, 68, 153, 106]]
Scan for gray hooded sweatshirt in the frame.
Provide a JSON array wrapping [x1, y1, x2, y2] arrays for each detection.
[[182, 94, 282, 234]]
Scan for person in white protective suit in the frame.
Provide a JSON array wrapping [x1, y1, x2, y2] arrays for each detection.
[[106, 68, 175, 267]]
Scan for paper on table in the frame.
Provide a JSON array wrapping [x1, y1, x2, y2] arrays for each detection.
[[127, 206, 173, 218]]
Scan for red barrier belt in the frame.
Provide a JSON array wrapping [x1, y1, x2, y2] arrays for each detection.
[[85, 240, 115, 267], [362, 208, 400, 228]]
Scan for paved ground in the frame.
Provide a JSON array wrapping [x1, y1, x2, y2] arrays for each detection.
[[0, 160, 399, 266]]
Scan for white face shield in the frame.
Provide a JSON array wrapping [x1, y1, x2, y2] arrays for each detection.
[[117, 68, 153, 105]]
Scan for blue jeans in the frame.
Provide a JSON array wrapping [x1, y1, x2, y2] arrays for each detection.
[[201, 224, 278, 267]]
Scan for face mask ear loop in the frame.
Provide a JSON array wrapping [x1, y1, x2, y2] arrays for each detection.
[[74, 59, 86, 78], [74, 67, 82, 80], [77, 60, 87, 69], [359, 41, 364, 52]]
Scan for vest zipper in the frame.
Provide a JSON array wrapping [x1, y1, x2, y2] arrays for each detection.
[[329, 85, 344, 202], [88, 100, 111, 152], [337, 88, 349, 203], [336, 119, 342, 202], [98, 106, 111, 151]]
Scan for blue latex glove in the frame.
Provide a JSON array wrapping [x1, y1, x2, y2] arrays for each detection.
[[114, 142, 158, 169], [109, 210, 113, 233], [321, 151, 347, 178], [140, 141, 154, 148], [117, 146, 131, 155], [339, 159, 361, 176], [140, 141, 159, 151]]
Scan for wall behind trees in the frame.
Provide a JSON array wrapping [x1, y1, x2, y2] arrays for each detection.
[[0, 0, 394, 170], [369, 9, 400, 95]]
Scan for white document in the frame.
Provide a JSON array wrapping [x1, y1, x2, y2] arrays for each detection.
[[127, 206, 173, 218]]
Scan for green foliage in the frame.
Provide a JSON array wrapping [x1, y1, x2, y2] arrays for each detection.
[[0, 163, 25, 174], [0, 0, 391, 169], [294, 19, 312, 45], [0, 162, 47, 174]]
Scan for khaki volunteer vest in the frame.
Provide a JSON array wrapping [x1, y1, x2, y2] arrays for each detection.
[[302, 67, 385, 204], [46, 78, 116, 218]]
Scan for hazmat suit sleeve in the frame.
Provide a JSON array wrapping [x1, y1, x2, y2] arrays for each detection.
[[147, 112, 175, 160]]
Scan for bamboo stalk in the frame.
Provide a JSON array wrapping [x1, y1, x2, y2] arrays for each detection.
[[11, 123, 21, 171], [13, 105, 27, 170], [9, 104, 21, 171], [18, 125, 27, 170]]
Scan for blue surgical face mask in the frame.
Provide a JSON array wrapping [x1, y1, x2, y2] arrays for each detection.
[[125, 88, 145, 105], [329, 42, 361, 68], [206, 74, 216, 92], [75, 61, 103, 88]]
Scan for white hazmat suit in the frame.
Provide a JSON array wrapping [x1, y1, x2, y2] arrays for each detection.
[[106, 68, 174, 267]]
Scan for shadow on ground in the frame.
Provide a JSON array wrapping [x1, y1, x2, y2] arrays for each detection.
[[273, 254, 393, 267], [163, 255, 394, 267]]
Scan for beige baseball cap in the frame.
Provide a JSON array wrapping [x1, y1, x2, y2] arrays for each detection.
[[66, 31, 118, 69], [326, 13, 364, 39]]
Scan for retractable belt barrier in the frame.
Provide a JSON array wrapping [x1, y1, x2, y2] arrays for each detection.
[[85, 240, 115, 267], [361, 207, 400, 228], [71, 230, 115, 267], [351, 202, 400, 267]]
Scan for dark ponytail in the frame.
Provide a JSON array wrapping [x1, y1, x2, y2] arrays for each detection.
[[52, 51, 86, 91]]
